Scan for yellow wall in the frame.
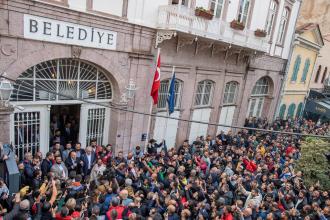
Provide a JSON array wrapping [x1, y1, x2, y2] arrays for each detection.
[[280, 94, 305, 118], [284, 45, 317, 92], [280, 28, 321, 118]]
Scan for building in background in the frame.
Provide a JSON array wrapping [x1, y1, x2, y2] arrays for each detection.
[[291, 0, 330, 121], [278, 23, 324, 120], [127, 0, 301, 145], [0, 0, 301, 157]]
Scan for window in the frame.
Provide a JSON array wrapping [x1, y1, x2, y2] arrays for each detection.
[[314, 65, 322, 83], [247, 77, 271, 118], [194, 80, 213, 107], [296, 103, 303, 118], [210, 0, 224, 18], [291, 55, 301, 82], [287, 103, 296, 118], [171, 0, 188, 6], [223, 81, 239, 104], [265, 0, 278, 35], [157, 79, 182, 109], [237, 0, 250, 24], [252, 77, 269, 96], [321, 67, 328, 83], [11, 59, 112, 102], [277, 8, 289, 44], [279, 104, 286, 119], [300, 58, 310, 83]]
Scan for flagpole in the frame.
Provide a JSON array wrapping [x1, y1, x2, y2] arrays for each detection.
[[163, 66, 175, 146], [145, 48, 161, 149]]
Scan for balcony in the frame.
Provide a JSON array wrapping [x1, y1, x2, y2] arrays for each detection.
[[157, 5, 270, 53]]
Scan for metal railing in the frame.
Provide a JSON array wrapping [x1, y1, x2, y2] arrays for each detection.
[[157, 5, 270, 52]]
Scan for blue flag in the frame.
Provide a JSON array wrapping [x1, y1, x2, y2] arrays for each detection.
[[167, 73, 175, 115]]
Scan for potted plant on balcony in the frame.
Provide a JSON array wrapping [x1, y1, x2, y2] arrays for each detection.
[[195, 7, 214, 20], [254, 29, 267, 37], [230, 19, 245, 30]]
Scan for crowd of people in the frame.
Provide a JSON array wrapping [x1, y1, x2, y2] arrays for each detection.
[[0, 117, 329, 220]]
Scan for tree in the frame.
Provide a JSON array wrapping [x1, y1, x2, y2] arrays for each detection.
[[295, 137, 330, 190]]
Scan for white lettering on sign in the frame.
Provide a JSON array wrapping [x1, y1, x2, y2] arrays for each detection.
[[24, 14, 117, 50]]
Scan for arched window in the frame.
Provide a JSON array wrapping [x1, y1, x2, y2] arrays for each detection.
[[291, 55, 301, 82], [223, 81, 239, 104], [237, 0, 250, 24], [157, 79, 182, 109], [252, 77, 270, 96], [279, 104, 286, 119], [194, 80, 214, 107], [265, 0, 278, 35], [248, 77, 271, 117], [11, 59, 112, 102], [287, 103, 296, 118], [300, 58, 310, 83], [277, 7, 290, 44], [314, 65, 322, 83], [296, 102, 303, 118], [321, 67, 328, 83], [210, 0, 225, 18]]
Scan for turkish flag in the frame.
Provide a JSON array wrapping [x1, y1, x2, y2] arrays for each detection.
[[150, 52, 161, 104]]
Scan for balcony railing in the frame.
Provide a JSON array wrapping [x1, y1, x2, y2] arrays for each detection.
[[157, 5, 270, 53]]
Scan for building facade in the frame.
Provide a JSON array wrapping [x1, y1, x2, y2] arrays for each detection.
[[129, 0, 301, 146], [278, 23, 324, 120], [0, 0, 301, 157], [308, 34, 330, 92]]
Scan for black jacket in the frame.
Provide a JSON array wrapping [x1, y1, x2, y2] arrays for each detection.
[[41, 159, 52, 178]]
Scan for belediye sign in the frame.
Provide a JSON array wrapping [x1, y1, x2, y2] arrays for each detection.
[[24, 14, 117, 50]]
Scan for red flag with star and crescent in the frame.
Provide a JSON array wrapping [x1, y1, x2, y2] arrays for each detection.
[[150, 52, 161, 104]]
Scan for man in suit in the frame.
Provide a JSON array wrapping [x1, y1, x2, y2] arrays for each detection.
[[63, 122, 74, 144], [74, 142, 85, 160], [80, 146, 96, 177], [65, 151, 82, 174], [50, 155, 68, 180], [62, 142, 73, 162], [41, 152, 54, 179]]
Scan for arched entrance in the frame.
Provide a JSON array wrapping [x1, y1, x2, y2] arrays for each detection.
[[247, 76, 273, 118], [10, 58, 113, 159]]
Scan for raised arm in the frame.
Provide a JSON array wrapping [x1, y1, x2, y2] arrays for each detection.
[[49, 179, 58, 205]]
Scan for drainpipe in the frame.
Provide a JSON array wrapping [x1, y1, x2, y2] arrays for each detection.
[[273, 0, 302, 119]]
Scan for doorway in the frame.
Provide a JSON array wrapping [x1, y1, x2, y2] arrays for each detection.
[[50, 105, 81, 146]]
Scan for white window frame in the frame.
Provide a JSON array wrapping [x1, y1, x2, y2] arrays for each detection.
[[237, 0, 250, 24], [265, 0, 278, 35], [223, 81, 238, 105], [10, 59, 113, 103], [194, 80, 214, 107], [157, 79, 182, 110], [277, 8, 289, 45], [210, 0, 225, 19]]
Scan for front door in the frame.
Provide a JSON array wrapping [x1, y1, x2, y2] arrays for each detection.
[[10, 105, 49, 160], [79, 104, 110, 148]]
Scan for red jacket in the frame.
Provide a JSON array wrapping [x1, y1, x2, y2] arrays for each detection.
[[222, 213, 233, 220], [243, 159, 257, 173], [106, 205, 131, 220]]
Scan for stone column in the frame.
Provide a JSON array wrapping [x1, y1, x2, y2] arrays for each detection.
[[0, 106, 14, 144]]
